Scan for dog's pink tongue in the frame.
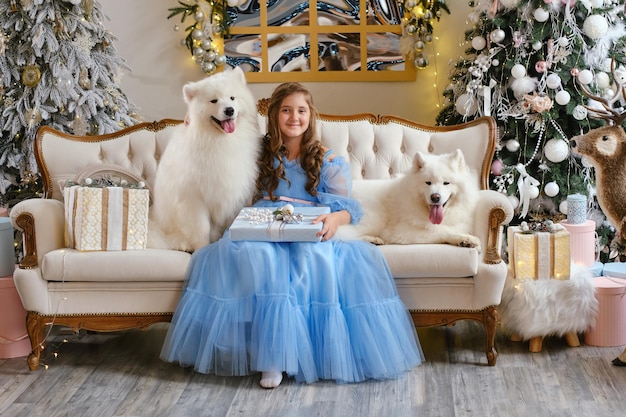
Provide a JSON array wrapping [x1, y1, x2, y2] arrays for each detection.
[[222, 119, 236, 133], [429, 205, 444, 224]]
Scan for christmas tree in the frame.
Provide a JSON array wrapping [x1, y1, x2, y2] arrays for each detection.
[[0, 0, 140, 208], [436, 0, 626, 261]]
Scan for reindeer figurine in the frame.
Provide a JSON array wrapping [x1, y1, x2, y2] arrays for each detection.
[[570, 61, 626, 242], [569, 60, 626, 367]]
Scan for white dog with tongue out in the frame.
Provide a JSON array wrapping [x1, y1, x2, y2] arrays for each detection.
[[335, 149, 481, 251], [149, 67, 261, 252]]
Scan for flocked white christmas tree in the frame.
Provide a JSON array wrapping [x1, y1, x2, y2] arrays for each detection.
[[0, 0, 140, 207], [436, 0, 626, 261]]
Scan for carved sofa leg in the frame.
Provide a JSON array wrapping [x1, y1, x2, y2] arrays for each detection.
[[483, 305, 498, 366], [26, 311, 45, 371]]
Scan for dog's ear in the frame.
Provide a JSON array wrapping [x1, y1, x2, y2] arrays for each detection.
[[413, 152, 427, 171], [451, 149, 466, 169], [231, 66, 247, 84], [182, 81, 199, 104]]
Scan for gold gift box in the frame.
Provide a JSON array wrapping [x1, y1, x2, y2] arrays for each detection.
[[64, 186, 149, 251], [507, 225, 570, 280]]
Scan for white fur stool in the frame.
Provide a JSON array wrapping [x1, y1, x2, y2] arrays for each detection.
[[499, 265, 599, 352]]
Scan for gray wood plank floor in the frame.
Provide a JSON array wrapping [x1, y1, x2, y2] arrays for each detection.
[[1, 321, 625, 417]]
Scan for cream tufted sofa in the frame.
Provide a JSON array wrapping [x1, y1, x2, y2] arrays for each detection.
[[10, 105, 513, 370]]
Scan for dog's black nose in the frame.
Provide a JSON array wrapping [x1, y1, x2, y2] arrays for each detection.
[[570, 140, 576, 148], [224, 107, 234, 117], [430, 193, 440, 203]]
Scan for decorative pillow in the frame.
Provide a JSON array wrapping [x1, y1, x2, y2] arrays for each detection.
[[63, 165, 150, 251]]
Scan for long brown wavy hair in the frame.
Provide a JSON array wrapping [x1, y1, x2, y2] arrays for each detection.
[[256, 82, 325, 201]]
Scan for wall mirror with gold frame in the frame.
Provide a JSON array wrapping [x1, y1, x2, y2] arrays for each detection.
[[225, 0, 415, 82]]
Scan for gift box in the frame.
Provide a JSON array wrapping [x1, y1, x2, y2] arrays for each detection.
[[64, 185, 149, 251], [560, 220, 596, 267], [507, 224, 570, 280], [590, 261, 604, 277], [0, 273, 31, 358], [585, 276, 626, 347], [230, 206, 330, 242], [602, 262, 626, 279], [0, 217, 15, 276]]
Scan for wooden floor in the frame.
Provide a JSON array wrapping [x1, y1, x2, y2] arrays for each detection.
[[1, 321, 625, 417]]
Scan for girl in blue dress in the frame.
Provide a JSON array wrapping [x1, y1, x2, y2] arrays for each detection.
[[160, 82, 423, 388]]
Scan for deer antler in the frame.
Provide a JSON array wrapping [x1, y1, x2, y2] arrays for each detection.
[[578, 57, 626, 126]]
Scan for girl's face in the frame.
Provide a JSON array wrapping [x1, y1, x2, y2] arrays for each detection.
[[278, 92, 310, 142]]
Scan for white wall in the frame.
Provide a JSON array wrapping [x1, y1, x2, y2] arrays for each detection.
[[101, 0, 472, 124]]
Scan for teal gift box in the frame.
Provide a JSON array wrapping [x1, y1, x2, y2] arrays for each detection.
[[230, 206, 330, 242]]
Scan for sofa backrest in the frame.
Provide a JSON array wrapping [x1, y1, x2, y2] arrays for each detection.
[[35, 107, 496, 202], [257, 109, 496, 190], [36, 120, 182, 201]]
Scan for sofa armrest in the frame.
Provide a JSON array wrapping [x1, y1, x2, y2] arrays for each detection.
[[473, 190, 514, 265], [10, 198, 65, 269]]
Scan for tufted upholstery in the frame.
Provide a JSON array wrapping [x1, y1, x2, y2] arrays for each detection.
[[10, 106, 513, 370]]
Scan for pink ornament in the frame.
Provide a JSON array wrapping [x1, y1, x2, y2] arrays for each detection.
[[570, 68, 579, 77], [561, 0, 576, 6], [491, 159, 504, 176], [535, 60, 548, 73]]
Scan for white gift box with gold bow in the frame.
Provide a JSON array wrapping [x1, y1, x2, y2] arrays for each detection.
[[507, 224, 571, 280], [64, 185, 149, 251]]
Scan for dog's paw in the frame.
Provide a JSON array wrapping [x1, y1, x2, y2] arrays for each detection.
[[363, 235, 385, 245], [457, 235, 481, 252]]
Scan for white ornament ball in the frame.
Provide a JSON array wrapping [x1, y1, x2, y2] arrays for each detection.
[[559, 200, 568, 215], [546, 73, 561, 89], [500, 0, 520, 8], [492, 59, 500, 67], [544, 138, 569, 163], [557, 37, 569, 47], [555, 90, 571, 106], [572, 105, 588, 120], [532, 41, 543, 51], [490, 29, 506, 43], [506, 139, 520, 152], [577, 69, 594, 85], [529, 185, 540, 200], [70, 0, 81, 4], [583, 15, 609, 39], [544, 182, 560, 197], [468, 12, 480, 25], [534, 8, 549, 23], [56, 71, 73, 93], [595, 72, 610, 89], [511, 64, 526, 79], [455, 94, 478, 116], [471, 36, 487, 51], [508, 195, 520, 209], [592, 0, 604, 6]]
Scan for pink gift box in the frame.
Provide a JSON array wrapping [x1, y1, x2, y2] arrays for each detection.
[[0, 274, 31, 358], [560, 220, 596, 267], [585, 276, 626, 347]]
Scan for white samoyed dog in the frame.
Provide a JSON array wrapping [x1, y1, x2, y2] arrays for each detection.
[[148, 67, 261, 252], [335, 149, 481, 251]]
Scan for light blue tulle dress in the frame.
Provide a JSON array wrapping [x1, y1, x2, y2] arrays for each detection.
[[160, 151, 424, 383]]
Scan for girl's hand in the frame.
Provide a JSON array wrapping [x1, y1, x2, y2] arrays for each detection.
[[313, 210, 350, 241]]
